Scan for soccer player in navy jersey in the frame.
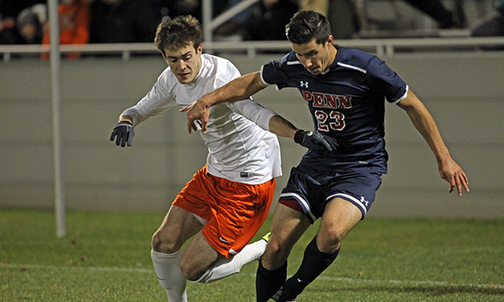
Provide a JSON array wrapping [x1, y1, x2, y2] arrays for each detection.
[[183, 10, 469, 302]]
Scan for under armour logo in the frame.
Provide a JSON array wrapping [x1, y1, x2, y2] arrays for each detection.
[[300, 81, 309, 88], [360, 196, 370, 207]]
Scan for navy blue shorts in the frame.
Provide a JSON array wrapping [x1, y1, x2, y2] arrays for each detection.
[[278, 166, 383, 223]]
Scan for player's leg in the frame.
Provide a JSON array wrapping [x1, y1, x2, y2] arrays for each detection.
[[317, 197, 363, 252], [277, 197, 362, 301], [151, 205, 203, 302], [152, 204, 203, 253], [185, 178, 276, 283], [276, 171, 382, 301], [256, 203, 311, 302], [179, 230, 222, 281], [192, 233, 269, 283]]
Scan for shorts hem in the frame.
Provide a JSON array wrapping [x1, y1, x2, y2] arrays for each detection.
[[327, 193, 368, 219]]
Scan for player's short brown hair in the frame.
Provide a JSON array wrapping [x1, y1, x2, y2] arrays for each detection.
[[154, 15, 202, 56], [285, 11, 332, 45]]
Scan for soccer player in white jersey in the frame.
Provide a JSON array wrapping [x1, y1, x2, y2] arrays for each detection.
[[109, 15, 337, 302], [184, 11, 470, 302]]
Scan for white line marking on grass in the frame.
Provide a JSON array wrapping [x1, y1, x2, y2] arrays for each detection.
[[0, 263, 154, 274], [2, 263, 503, 290], [317, 275, 504, 290]]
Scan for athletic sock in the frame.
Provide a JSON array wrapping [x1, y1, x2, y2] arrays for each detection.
[[256, 260, 287, 302], [281, 236, 340, 300], [151, 249, 188, 302], [195, 239, 267, 283]]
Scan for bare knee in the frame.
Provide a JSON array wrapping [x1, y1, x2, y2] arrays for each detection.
[[151, 230, 180, 253], [178, 233, 221, 282], [318, 197, 362, 253], [262, 240, 291, 270], [180, 265, 204, 282], [179, 255, 205, 281], [317, 227, 344, 253]]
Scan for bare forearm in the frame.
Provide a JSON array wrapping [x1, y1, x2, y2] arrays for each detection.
[[399, 92, 450, 163], [205, 72, 266, 106], [119, 115, 133, 123], [412, 110, 450, 163], [398, 90, 469, 195], [268, 115, 299, 139], [183, 71, 268, 134]]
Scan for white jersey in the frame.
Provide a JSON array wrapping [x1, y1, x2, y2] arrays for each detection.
[[121, 54, 282, 184]]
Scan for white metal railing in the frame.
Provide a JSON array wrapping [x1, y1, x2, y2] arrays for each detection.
[[202, 0, 259, 42], [2, 36, 504, 62]]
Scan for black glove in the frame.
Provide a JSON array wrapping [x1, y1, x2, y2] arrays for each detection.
[[294, 130, 338, 152], [110, 121, 134, 147]]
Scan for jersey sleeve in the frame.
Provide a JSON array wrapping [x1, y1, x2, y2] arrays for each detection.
[[366, 56, 408, 104], [229, 98, 278, 131], [260, 54, 296, 90], [120, 69, 177, 126]]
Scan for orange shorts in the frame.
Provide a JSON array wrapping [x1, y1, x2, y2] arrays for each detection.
[[173, 166, 276, 258]]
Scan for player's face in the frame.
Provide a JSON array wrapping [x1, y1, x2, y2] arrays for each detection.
[[292, 36, 336, 75], [164, 43, 202, 84]]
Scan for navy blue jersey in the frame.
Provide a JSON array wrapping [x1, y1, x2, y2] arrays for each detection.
[[261, 45, 408, 175]]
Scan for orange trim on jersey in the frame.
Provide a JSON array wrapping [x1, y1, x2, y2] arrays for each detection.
[[173, 166, 275, 258]]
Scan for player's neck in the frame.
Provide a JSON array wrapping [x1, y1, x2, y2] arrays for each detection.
[[329, 44, 337, 65]]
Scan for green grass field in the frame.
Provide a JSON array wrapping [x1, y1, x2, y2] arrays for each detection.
[[1, 208, 503, 301]]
